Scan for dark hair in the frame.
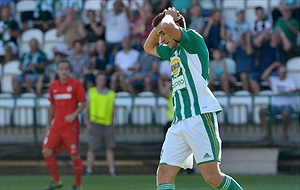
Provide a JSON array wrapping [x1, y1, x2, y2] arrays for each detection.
[[152, 11, 186, 29], [209, 8, 221, 17], [56, 59, 73, 71], [255, 6, 263, 12], [73, 40, 83, 46]]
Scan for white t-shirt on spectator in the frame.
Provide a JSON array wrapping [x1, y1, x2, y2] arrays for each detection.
[[103, 11, 130, 43], [269, 76, 297, 107], [250, 20, 272, 34], [115, 49, 139, 76]]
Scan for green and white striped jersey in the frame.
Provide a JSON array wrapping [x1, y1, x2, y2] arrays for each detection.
[[156, 28, 222, 124]]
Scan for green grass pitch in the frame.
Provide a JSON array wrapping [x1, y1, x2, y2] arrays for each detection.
[[0, 174, 299, 190]]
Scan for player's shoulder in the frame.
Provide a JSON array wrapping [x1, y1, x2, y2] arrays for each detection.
[[70, 78, 83, 87], [49, 79, 59, 88], [180, 27, 204, 41]]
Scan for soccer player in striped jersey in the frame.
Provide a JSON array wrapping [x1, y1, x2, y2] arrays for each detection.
[[144, 7, 243, 190]]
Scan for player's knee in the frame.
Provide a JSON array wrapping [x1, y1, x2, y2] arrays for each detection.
[[42, 148, 53, 157], [202, 173, 223, 188], [156, 166, 176, 183]]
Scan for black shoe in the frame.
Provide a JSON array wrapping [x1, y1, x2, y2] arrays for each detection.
[[69, 185, 80, 190]]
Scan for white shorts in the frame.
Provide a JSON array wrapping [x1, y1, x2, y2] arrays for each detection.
[[160, 113, 222, 169]]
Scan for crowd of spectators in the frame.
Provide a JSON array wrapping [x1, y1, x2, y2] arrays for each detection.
[[0, 0, 299, 96]]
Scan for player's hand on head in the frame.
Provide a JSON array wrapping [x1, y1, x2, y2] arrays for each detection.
[[165, 7, 182, 22]]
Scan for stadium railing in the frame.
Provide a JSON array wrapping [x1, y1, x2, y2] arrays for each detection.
[[0, 93, 299, 148]]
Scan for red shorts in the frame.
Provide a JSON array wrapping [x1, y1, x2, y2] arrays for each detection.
[[43, 127, 80, 155]]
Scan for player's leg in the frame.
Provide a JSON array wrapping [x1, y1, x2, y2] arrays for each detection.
[[195, 113, 243, 189], [157, 164, 180, 190], [70, 154, 83, 189], [198, 162, 243, 189], [42, 129, 63, 189], [63, 128, 82, 189], [157, 121, 193, 190]]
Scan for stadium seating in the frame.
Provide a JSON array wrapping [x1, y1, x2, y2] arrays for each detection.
[[13, 92, 37, 127], [286, 57, 300, 89], [222, 0, 245, 28], [155, 96, 168, 125], [253, 90, 273, 124], [114, 91, 133, 126], [1, 60, 21, 93], [43, 28, 64, 61], [0, 93, 14, 127], [131, 91, 156, 126], [15, 0, 37, 29], [36, 93, 50, 126], [213, 91, 228, 124], [84, 0, 102, 11], [228, 90, 252, 125], [19, 28, 44, 57]]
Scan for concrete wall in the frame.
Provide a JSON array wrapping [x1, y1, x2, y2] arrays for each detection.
[[220, 148, 279, 174]]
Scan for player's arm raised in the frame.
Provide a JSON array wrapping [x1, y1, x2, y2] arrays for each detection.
[[160, 8, 182, 42], [144, 27, 160, 57]]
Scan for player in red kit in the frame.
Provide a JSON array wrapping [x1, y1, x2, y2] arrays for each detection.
[[42, 60, 86, 190]]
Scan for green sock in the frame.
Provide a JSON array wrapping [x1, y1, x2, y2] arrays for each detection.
[[157, 183, 175, 190], [218, 175, 243, 190]]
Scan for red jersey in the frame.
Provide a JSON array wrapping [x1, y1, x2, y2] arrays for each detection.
[[49, 77, 86, 129]]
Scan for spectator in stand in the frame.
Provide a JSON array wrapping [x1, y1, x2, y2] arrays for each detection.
[[250, 28, 292, 93], [153, 0, 172, 14], [0, 0, 11, 9], [209, 48, 236, 93], [272, 0, 300, 26], [202, 9, 226, 51], [21, 0, 56, 32], [227, 32, 255, 92], [273, 5, 299, 43], [226, 8, 249, 47], [12, 38, 47, 96], [59, 0, 82, 12], [110, 37, 139, 92], [100, 0, 131, 54], [198, 0, 221, 17], [187, 3, 205, 34], [125, 50, 160, 94], [157, 65, 173, 136], [250, 6, 272, 37], [84, 10, 105, 55], [56, 0, 83, 20], [84, 73, 116, 176], [36, 52, 66, 95], [158, 60, 171, 86], [56, 7, 86, 49], [67, 40, 92, 88], [90, 39, 114, 87], [0, 5, 20, 63], [131, 0, 155, 51], [259, 62, 297, 140]]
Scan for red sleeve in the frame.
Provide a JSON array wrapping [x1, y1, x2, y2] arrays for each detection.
[[48, 83, 55, 104], [76, 82, 86, 103]]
